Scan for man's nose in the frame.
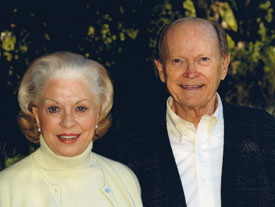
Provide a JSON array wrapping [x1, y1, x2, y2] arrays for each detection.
[[61, 112, 76, 128], [183, 61, 199, 79]]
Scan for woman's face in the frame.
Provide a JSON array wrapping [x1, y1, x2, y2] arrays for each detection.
[[32, 77, 100, 157]]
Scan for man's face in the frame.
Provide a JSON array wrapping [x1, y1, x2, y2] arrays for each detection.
[[155, 21, 230, 112]]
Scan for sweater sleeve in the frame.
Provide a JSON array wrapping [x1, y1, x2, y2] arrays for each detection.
[[0, 169, 12, 206]]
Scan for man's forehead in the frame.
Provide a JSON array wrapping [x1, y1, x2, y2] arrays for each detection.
[[161, 20, 221, 59], [167, 20, 217, 40]]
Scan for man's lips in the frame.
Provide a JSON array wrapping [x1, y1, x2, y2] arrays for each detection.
[[57, 134, 80, 144], [180, 84, 204, 89]]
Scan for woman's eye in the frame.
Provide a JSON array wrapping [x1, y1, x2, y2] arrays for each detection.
[[48, 106, 59, 113], [76, 106, 87, 112]]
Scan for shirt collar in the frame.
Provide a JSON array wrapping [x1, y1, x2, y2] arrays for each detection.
[[166, 93, 224, 140]]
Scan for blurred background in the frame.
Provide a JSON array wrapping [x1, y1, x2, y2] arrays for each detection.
[[0, 0, 274, 170]]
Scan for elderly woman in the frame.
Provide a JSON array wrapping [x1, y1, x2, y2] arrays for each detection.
[[0, 51, 142, 207]]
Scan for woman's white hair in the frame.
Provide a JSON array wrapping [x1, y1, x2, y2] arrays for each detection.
[[18, 51, 113, 142]]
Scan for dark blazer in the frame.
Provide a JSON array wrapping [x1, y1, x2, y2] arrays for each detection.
[[112, 102, 275, 207]]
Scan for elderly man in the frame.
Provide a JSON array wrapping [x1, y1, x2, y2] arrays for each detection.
[[110, 17, 275, 207]]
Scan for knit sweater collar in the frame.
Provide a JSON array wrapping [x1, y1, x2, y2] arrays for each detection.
[[33, 135, 95, 170]]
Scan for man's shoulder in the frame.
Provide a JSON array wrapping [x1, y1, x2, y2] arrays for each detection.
[[223, 102, 275, 124]]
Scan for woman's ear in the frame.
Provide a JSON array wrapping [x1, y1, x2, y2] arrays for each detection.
[[97, 105, 102, 122], [32, 106, 40, 128]]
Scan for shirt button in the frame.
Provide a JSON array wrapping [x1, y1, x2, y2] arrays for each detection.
[[105, 187, 111, 193]]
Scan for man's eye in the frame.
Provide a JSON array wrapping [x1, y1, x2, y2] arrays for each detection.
[[76, 106, 87, 112], [48, 106, 59, 113], [172, 59, 182, 64], [198, 57, 210, 65], [201, 57, 209, 62]]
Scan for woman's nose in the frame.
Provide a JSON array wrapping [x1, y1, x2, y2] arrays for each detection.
[[61, 112, 76, 128]]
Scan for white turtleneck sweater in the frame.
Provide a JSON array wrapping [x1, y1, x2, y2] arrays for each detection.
[[0, 136, 142, 207]]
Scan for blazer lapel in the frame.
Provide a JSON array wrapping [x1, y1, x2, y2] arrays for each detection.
[[221, 113, 239, 207], [155, 112, 187, 207]]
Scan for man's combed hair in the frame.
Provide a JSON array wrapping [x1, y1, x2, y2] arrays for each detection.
[[17, 51, 114, 143]]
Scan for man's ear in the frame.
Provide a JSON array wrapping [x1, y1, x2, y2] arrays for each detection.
[[154, 59, 166, 83], [221, 54, 230, 80], [32, 106, 40, 128]]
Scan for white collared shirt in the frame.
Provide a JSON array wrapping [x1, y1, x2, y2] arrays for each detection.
[[166, 93, 224, 207]]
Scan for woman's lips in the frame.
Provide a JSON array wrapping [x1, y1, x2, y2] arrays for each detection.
[[57, 134, 80, 144]]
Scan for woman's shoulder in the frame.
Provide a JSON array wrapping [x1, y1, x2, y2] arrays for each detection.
[[0, 153, 35, 182], [92, 152, 140, 186], [93, 152, 135, 175]]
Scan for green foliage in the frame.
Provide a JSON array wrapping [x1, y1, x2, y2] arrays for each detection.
[[222, 0, 275, 113], [0, 142, 37, 170], [5, 155, 25, 168], [183, 0, 196, 17]]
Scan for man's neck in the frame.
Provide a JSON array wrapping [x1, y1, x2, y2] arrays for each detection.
[[171, 95, 218, 128]]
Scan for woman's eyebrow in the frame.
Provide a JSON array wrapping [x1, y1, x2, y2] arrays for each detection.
[[44, 98, 59, 104]]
